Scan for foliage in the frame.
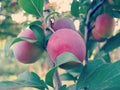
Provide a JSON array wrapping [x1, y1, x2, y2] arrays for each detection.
[[0, 0, 21, 38], [0, 71, 48, 90], [18, 0, 44, 17], [1, 0, 120, 90]]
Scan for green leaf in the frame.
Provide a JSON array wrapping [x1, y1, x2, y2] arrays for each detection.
[[112, 0, 120, 4], [55, 52, 81, 67], [112, 10, 120, 18], [94, 51, 111, 63], [22, 23, 30, 30], [100, 33, 120, 53], [5, 38, 37, 57], [22, 21, 42, 31], [102, 53, 111, 63], [60, 73, 76, 81], [71, 0, 80, 17], [45, 52, 81, 88], [77, 60, 120, 90], [79, 4, 89, 14], [56, 52, 81, 70], [77, 60, 105, 89], [30, 25, 45, 49], [30, 20, 42, 26], [18, 0, 44, 17], [45, 67, 58, 88], [59, 85, 68, 90], [71, 0, 90, 17], [0, 71, 47, 90], [105, 87, 120, 90], [10, 37, 37, 47], [45, 33, 52, 48], [67, 64, 83, 77]]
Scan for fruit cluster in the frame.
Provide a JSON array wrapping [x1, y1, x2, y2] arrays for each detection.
[[13, 15, 114, 64]]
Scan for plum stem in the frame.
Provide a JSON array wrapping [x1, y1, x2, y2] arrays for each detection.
[[48, 26, 55, 33], [84, 0, 105, 90]]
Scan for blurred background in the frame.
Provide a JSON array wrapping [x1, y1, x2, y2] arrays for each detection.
[[0, 0, 120, 90]]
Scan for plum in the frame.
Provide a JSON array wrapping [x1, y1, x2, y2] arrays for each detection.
[[53, 17, 76, 31], [92, 14, 114, 42], [13, 29, 43, 64], [47, 29, 86, 62]]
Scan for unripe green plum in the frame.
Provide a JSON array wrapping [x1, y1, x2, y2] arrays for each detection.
[[92, 14, 114, 42], [47, 29, 86, 62], [53, 17, 76, 31], [13, 29, 43, 64]]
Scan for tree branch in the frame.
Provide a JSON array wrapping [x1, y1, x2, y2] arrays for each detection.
[[84, 0, 105, 90], [48, 56, 62, 90], [85, 0, 105, 64]]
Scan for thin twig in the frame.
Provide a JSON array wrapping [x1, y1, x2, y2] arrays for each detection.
[[54, 69, 62, 90], [48, 56, 62, 90]]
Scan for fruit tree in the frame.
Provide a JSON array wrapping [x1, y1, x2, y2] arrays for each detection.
[[0, 0, 120, 90]]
